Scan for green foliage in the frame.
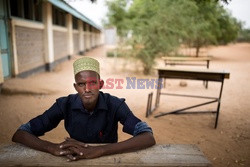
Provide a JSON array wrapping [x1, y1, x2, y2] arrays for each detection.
[[237, 29, 250, 42], [106, 51, 124, 57], [189, 0, 241, 56], [105, 0, 241, 74], [127, 0, 198, 74], [189, 1, 220, 48], [216, 7, 241, 44], [105, 0, 130, 37]]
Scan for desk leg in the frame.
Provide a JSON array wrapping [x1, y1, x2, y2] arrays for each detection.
[[146, 92, 153, 117], [164, 61, 167, 88], [155, 77, 162, 108], [206, 60, 210, 89], [215, 79, 225, 129]]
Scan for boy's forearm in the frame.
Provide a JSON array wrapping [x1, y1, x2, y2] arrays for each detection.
[[12, 130, 55, 153], [102, 132, 155, 156]]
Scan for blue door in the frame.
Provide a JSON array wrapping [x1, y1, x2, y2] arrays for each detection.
[[0, 0, 11, 77]]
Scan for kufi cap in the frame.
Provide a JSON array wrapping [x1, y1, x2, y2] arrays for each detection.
[[73, 57, 100, 75]]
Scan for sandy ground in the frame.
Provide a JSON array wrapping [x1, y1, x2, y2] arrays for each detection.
[[0, 43, 249, 166]]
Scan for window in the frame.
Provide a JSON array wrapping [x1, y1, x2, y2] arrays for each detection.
[[52, 6, 66, 27], [34, 0, 42, 21], [72, 17, 78, 29], [9, 0, 42, 22]]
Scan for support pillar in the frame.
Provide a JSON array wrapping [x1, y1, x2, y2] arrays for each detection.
[[66, 14, 73, 57], [78, 20, 84, 55], [43, 2, 54, 71]]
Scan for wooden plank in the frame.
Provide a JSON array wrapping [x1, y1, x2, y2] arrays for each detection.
[[0, 144, 212, 167], [162, 56, 212, 62]]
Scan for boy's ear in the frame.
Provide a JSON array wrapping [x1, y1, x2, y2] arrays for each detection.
[[73, 83, 77, 90], [99, 79, 104, 89]]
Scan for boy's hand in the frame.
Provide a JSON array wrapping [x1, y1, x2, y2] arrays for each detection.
[[60, 137, 104, 161]]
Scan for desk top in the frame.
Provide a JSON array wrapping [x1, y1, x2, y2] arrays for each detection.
[[156, 67, 230, 81], [162, 56, 212, 61], [156, 67, 230, 76], [0, 144, 211, 167]]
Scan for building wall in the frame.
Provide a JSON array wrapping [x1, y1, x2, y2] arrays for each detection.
[[53, 30, 68, 60], [2, 1, 102, 83], [15, 26, 45, 74], [0, 54, 3, 86], [73, 32, 79, 54]]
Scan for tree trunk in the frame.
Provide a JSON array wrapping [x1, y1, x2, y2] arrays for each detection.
[[143, 66, 150, 75], [195, 45, 200, 57], [195, 39, 200, 57]]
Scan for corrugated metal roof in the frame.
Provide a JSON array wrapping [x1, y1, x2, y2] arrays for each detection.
[[47, 0, 101, 30]]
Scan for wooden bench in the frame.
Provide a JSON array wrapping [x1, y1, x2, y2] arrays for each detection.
[[0, 144, 212, 167], [162, 56, 213, 88], [146, 67, 230, 128], [162, 56, 212, 88], [162, 56, 212, 68]]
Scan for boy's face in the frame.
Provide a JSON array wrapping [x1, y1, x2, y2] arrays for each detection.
[[74, 70, 101, 109]]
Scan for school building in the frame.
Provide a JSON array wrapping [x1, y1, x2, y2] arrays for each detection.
[[0, 0, 103, 91]]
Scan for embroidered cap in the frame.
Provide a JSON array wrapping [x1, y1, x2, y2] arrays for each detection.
[[73, 57, 100, 75]]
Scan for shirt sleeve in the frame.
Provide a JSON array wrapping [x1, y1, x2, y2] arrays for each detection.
[[114, 101, 142, 136], [18, 122, 34, 134], [27, 99, 64, 136], [116, 100, 153, 136], [133, 121, 153, 136]]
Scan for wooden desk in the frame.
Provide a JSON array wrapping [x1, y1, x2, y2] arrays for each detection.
[[0, 144, 211, 167], [146, 67, 230, 128], [162, 56, 212, 68]]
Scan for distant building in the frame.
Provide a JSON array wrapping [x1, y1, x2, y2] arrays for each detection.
[[104, 27, 117, 46], [0, 0, 103, 91]]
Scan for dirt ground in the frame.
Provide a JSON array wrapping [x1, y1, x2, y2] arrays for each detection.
[[0, 43, 249, 166]]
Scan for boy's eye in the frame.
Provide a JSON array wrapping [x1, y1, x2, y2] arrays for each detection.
[[77, 83, 85, 87], [89, 81, 97, 85]]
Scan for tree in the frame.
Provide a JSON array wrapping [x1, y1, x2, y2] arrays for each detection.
[[105, 0, 130, 37], [216, 6, 241, 44], [128, 0, 198, 74], [188, 0, 241, 57], [237, 28, 250, 42], [105, 0, 241, 74], [106, 0, 198, 74], [188, 0, 221, 57]]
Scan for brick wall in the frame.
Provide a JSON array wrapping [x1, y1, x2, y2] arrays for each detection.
[[15, 26, 45, 73], [53, 30, 68, 60]]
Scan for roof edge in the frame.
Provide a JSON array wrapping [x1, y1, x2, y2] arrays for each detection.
[[46, 0, 102, 30]]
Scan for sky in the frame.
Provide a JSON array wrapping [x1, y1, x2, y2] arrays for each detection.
[[66, 0, 250, 29], [222, 0, 250, 29], [66, 0, 108, 27]]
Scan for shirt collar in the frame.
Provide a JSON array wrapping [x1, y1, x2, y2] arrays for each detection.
[[95, 91, 108, 111], [72, 94, 84, 110], [72, 92, 108, 111]]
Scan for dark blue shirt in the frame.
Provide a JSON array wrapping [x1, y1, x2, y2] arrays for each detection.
[[19, 92, 152, 143]]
